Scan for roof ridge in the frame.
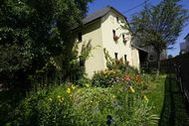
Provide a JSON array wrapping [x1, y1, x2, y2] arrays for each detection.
[[82, 6, 127, 25], [82, 6, 111, 24]]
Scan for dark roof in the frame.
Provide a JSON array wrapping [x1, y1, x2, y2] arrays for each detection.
[[184, 33, 189, 39], [82, 6, 127, 25], [132, 44, 148, 53], [131, 37, 148, 53]]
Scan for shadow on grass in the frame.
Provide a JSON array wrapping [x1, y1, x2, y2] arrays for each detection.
[[159, 75, 189, 126]]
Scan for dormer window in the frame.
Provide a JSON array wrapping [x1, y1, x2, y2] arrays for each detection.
[[78, 32, 82, 42]]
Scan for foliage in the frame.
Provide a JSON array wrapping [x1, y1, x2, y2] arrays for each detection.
[[0, 89, 25, 125], [76, 76, 92, 87], [7, 85, 76, 126], [73, 85, 158, 126], [92, 49, 139, 88], [103, 48, 138, 73], [92, 69, 123, 87], [0, 0, 93, 89], [5, 80, 158, 126], [0, 64, 162, 126], [145, 74, 166, 116], [129, 0, 189, 75]]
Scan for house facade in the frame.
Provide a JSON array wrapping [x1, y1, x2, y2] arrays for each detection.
[[73, 6, 140, 78]]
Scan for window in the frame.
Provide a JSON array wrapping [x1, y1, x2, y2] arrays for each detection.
[[115, 52, 118, 60], [116, 17, 119, 23], [124, 55, 127, 63], [78, 32, 82, 42], [113, 30, 119, 41], [122, 34, 125, 40], [123, 34, 127, 43], [113, 30, 116, 36]]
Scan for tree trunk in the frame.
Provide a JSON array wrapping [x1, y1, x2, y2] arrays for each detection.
[[156, 53, 161, 78]]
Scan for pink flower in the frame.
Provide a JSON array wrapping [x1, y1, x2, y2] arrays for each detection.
[[124, 75, 131, 81]]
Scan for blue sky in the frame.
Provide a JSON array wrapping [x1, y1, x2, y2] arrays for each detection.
[[88, 0, 189, 57]]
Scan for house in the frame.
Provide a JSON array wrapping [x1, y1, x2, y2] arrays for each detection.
[[73, 6, 141, 78], [180, 33, 189, 54]]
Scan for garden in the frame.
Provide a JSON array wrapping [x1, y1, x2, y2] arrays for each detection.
[[0, 62, 166, 126], [1, 0, 189, 125]]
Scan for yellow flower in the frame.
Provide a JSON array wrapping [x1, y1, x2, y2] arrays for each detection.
[[129, 86, 135, 93], [59, 99, 63, 103], [112, 95, 116, 99], [71, 85, 76, 90], [66, 88, 71, 94], [61, 97, 64, 101], [85, 84, 90, 88], [49, 98, 52, 102], [143, 95, 149, 102]]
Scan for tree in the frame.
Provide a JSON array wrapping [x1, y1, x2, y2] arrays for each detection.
[[0, 0, 93, 89], [130, 0, 189, 76], [168, 55, 173, 59]]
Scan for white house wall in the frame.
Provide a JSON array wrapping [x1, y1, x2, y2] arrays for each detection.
[[76, 20, 106, 78], [131, 47, 140, 70], [101, 11, 140, 70], [75, 10, 140, 78]]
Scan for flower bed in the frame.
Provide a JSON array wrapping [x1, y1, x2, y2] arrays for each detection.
[[6, 70, 159, 126]]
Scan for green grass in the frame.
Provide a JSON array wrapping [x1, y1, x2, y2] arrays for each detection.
[[145, 74, 166, 117], [159, 75, 189, 126], [145, 74, 189, 126]]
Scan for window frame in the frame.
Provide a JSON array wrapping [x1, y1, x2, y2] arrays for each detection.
[[115, 52, 118, 60], [124, 54, 127, 63], [78, 32, 82, 42]]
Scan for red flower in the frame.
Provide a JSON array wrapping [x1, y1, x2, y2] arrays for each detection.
[[124, 75, 131, 81]]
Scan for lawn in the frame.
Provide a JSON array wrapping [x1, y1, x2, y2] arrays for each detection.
[[159, 75, 189, 126], [145, 74, 166, 117], [145, 74, 189, 126]]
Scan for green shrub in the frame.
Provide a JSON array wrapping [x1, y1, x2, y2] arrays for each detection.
[[8, 86, 76, 126], [103, 48, 138, 74], [7, 83, 158, 126], [110, 83, 159, 126], [92, 70, 124, 87], [76, 76, 92, 87]]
